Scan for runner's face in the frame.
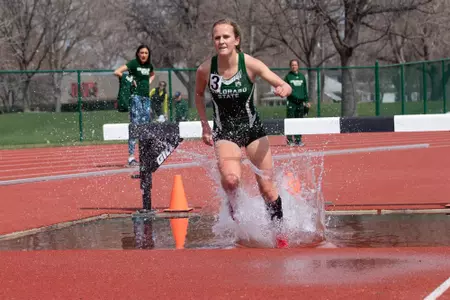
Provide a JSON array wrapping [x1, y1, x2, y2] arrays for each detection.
[[138, 48, 149, 63], [213, 24, 239, 56]]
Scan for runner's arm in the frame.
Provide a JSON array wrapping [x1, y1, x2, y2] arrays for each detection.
[[245, 54, 292, 98], [195, 61, 210, 128]]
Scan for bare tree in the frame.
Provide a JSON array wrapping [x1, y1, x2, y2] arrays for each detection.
[[211, 0, 278, 57], [311, 0, 433, 116], [255, 0, 336, 103], [406, 0, 450, 61], [0, 12, 17, 112], [83, 25, 134, 70], [368, 1, 449, 64], [0, 0, 52, 111], [408, 0, 450, 102], [0, 17, 16, 68], [258, 1, 335, 68], [365, 0, 450, 102], [43, 0, 102, 111]]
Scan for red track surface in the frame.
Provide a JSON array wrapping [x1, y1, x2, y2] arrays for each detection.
[[1, 132, 450, 299], [1, 248, 450, 299]]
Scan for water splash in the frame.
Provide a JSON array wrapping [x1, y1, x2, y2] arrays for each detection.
[[209, 150, 327, 248], [176, 142, 327, 248], [274, 152, 326, 247]]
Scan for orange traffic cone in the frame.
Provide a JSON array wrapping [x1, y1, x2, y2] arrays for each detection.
[[285, 172, 301, 195], [170, 217, 189, 249], [164, 175, 193, 212]]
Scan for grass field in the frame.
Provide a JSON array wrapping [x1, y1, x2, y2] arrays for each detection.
[[0, 100, 446, 149]]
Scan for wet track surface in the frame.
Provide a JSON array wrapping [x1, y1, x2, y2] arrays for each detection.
[[0, 212, 449, 251]]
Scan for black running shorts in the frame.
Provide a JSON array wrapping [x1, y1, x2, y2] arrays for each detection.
[[212, 117, 267, 148]]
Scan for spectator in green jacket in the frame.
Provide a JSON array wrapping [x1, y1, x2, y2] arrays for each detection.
[[114, 44, 155, 166], [174, 91, 189, 122], [284, 59, 310, 146]]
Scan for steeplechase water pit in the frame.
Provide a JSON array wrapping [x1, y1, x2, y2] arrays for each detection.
[[0, 210, 449, 251]]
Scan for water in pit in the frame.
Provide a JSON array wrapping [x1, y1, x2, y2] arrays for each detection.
[[0, 212, 449, 251]]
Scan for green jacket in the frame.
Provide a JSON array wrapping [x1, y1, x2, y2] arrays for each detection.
[[175, 99, 189, 121], [284, 71, 308, 103], [117, 74, 134, 112]]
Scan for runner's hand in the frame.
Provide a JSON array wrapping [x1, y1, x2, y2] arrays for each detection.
[[202, 123, 213, 146], [273, 84, 291, 98]]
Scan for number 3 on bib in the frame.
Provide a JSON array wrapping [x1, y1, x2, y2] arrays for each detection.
[[209, 74, 222, 93]]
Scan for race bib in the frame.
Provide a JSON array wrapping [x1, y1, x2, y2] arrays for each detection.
[[209, 74, 222, 93]]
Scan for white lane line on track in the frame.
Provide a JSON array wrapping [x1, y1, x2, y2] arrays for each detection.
[[0, 149, 210, 162], [0, 134, 445, 159], [424, 277, 450, 300], [272, 143, 429, 160], [2, 143, 429, 175], [0, 143, 429, 186], [0, 142, 442, 165], [426, 144, 450, 149], [0, 159, 195, 173], [1, 139, 443, 167]]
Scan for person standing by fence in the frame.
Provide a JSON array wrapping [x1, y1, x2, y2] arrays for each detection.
[[150, 81, 168, 121], [284, 59, 310, 146], [173, 91, 189, 122], [114, 45, 155, 166]]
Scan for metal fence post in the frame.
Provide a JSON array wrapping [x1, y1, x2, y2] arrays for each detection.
[[168, 70, 173, 122], [400, 64, 405, 115], [442, 60, 447, 113], [375, 61, 380, 116], [422, 62, 427, 114], [316, 67, 321, 117], [77, 70, 83, 142]]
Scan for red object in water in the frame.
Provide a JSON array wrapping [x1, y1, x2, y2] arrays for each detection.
[[276, 236, 289, 249], [285, 172, 301, 195]]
